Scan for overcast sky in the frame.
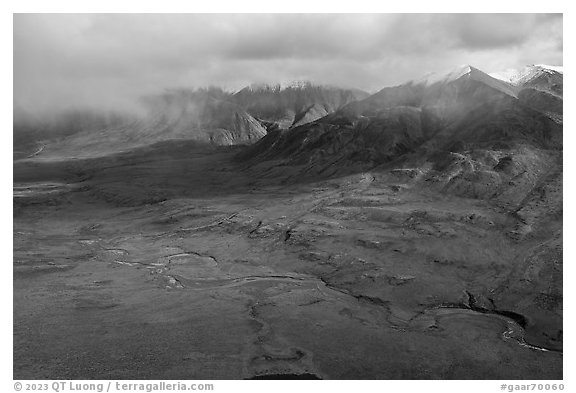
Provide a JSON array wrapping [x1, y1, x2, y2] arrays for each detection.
[[14, 13, 563, 115]]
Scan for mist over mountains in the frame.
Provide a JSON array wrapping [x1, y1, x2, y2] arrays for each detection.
[[14, 14, 562, 114], [13, 82, 369, 158], [13, 64, 562, 161]]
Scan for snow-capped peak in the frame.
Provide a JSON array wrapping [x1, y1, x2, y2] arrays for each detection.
[[279, 80, 314, 90], [490, 64, 563, 85], [410, 65, 474, 86], [535, 64, 563, 74], [241, 80, 316, 93]]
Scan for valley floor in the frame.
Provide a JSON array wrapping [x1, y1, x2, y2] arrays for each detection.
[[13, 143, 562, 379]]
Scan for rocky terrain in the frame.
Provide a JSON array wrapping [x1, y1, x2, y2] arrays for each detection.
[[13, 65, 563, 379], [232, 82, 368, 130]]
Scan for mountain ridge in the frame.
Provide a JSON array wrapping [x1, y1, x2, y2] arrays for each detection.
[[13, 64, 562, 160], [241, 63, 562, 182]]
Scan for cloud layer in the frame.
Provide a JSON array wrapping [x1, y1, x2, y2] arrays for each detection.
[[14, 13, 563, 115]]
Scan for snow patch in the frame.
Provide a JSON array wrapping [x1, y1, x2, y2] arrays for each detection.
[[535, 64, 563, 74], [243, 80, 316, 93], [490, 64, 563, 85], [410, 65, 473, 86]]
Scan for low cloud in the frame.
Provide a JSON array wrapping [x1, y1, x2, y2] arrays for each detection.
[[14, 13, 563, 116]]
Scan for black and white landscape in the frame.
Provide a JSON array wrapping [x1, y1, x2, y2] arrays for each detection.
[[13, 14, 563, 379]]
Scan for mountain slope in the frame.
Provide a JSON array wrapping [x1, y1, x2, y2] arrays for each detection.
[[139, 88, 267, 145], [241, 64, 562, 236], [232, 82, 369, 130], [339, 65, 518, 121], [491, 64, 563, 93], [244, 64, 562, 174], [15, 84, 369, 159], [16, 88, 269, 159], [491, 65, 563, 119]]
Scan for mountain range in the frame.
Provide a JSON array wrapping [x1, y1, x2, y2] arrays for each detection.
[[243, 64, 562, 171], [15, 63, 563, 246], [14, 64, 561, 158], [13, 83, 368, 159]]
